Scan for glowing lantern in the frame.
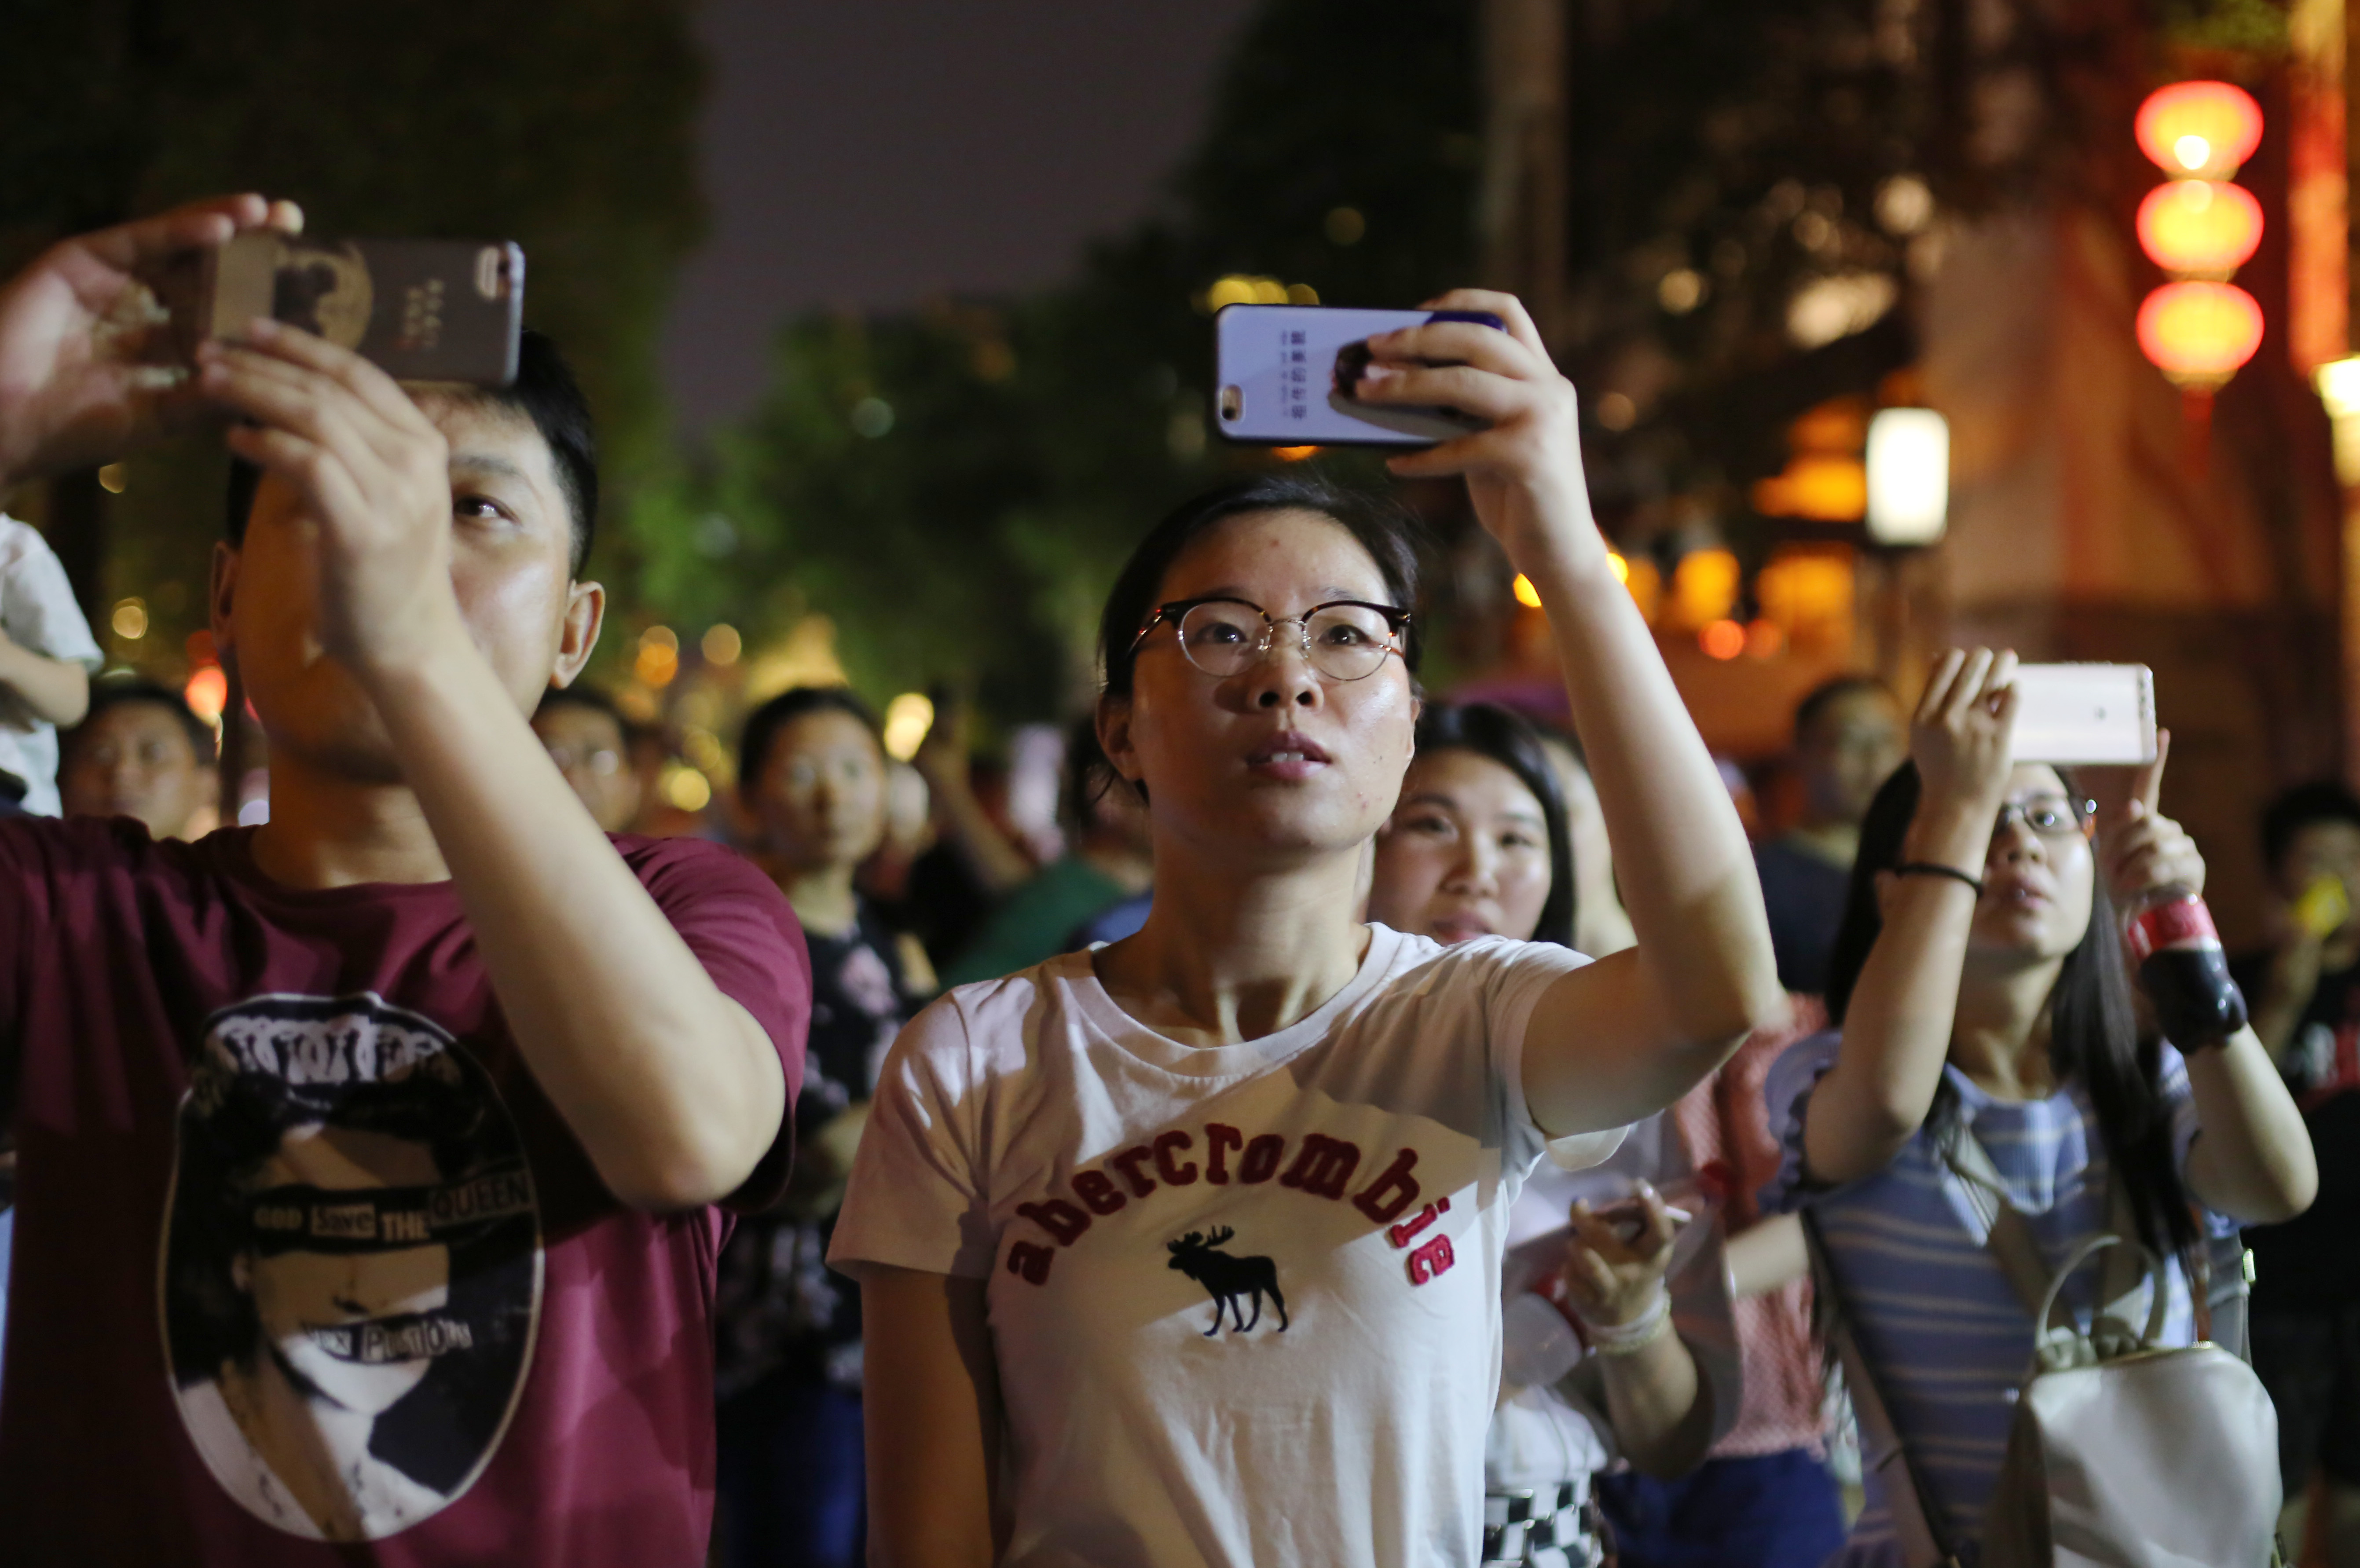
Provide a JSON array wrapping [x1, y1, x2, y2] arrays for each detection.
[[2136, 281, 2265, 388], [2136, 81, 2264, 180], [2135, 180, 2263, 278]]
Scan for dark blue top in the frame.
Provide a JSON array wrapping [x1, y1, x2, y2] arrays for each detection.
[[1756, 838, 1852, 996]]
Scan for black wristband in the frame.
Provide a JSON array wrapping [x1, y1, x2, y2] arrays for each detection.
[[1895, 862, 1986, 896]]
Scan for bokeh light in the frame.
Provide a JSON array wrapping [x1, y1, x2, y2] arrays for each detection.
[[883, 692, 936, 762], [2135, 81, 2263, 178], [185, 666, 228, 723], [1699, 619, 1746, 660]]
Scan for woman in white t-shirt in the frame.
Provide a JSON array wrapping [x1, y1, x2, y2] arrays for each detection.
[[831, 290, 1783, 1568]]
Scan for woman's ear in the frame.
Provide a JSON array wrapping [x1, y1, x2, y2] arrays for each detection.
[[1098, 697, 1143, 786]]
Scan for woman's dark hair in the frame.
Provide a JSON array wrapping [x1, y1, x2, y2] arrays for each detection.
[[737, 686, 883, 798], [1060, 713, 1118, 832], [1409, 702, 1576, 949], [1096, 473, 1426, 700], [1825, 761, 2197, 1253]]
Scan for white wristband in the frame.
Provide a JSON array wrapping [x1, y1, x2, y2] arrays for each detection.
[[1574, 1284, 1671, 1356]]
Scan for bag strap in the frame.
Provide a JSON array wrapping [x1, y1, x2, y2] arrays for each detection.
[[1800, 1209, 1963, 1568], [1943, 1126, 2151, 1337]]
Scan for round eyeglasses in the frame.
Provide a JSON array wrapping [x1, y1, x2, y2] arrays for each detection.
[[1131, 597, 1410, 683], [1994, 796, 2090, 842]]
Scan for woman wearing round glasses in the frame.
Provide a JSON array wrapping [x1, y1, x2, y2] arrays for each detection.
[[1762, 651, 2316, 1567], [831, 291, 1784, 1568]]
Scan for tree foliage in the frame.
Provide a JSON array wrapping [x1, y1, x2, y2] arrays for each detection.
[[0, 0, 705, 663], [674, 0, 1481, 719]]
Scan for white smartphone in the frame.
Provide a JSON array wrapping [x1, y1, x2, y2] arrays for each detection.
[[1213, 304, 1506, 446], [2009, 663, 2158, 766]]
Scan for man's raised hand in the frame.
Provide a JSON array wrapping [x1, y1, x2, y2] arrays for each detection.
[[0, 195, 301, 489], [198, 319, 463, 679]]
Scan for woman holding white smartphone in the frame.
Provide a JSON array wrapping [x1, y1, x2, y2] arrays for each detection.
[[829, 291, 1783, 1568], [1762, 649, 2316, 1566]]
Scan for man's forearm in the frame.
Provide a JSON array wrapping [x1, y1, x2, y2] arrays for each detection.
[[367, 641, 784, 1209]]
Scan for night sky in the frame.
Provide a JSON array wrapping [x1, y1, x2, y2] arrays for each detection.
[[661, 0, 1261, 432]]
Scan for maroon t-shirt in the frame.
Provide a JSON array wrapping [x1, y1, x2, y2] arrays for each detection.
[[0, 819, 809, 1565]]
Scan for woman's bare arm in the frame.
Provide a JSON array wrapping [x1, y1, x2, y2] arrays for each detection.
[[1370, 292, 1783, 1135], [1725, 1213, 1809, 1297], [2182, 1030, 2316, 1222], [862, 1265, 1004, 1568], [1802, 651, 2015, 1186]]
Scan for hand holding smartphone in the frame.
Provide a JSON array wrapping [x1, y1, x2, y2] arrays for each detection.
[[2007, 663, 2158, 766], [1213, 304, 1507, 446], [188, 232, 525, 386]]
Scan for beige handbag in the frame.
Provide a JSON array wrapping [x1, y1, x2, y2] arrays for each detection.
[[1976, 1230, 2282, 1568], [1805, 1128, 2284, 1568]]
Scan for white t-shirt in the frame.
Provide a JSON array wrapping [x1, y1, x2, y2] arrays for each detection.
[[0, 515, 103, 816], [830, 924, 1602, 1568]]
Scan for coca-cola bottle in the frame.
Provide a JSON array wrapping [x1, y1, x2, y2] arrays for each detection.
[[2122, 883, 2249, 1047]]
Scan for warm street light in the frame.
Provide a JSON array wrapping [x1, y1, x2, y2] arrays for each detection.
[[1865, 408, 1950, 546]]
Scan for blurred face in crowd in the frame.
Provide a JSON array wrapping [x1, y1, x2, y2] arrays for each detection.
[[532, 701, 643, 835], [1961, 764, 2095, 965], [1369, 748, 1553, 944], [61, 700, 216, 839], [1799, 685, 1905, 829], [2276, 819, 2360, 914], [748, 710, 890, 875], [214, 396, 601, 784], [1103, 509, 1417, 867]]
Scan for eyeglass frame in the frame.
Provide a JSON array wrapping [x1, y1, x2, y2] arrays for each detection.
[[1992, 795, 2094, 843], [1128, 595, 1413, 682]]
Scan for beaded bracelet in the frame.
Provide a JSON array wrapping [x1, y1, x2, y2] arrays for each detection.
[[1576, 1285, 1671, 1358]]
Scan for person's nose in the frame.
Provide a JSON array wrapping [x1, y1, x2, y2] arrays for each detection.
[[1246, 630, 1324, 712], [1990, 812, 2046, 867], [1445, 834, 1499, 897]]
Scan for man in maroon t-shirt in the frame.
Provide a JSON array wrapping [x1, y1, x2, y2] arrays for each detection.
[[0, 198, 811, 1564]]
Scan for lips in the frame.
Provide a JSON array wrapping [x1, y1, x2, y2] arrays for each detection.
[[1987, 877, 2052, 908], [1245, 731, 1333, 781], [1429, 911, 1494, 944]]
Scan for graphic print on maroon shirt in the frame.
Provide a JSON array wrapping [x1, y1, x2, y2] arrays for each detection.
[[162, 993, 543, 1541], [0, 819, 810, 1566]]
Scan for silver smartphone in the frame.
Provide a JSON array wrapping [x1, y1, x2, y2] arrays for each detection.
[[2009, 663, 2158, 766], [1213, 304, 1505, 446]]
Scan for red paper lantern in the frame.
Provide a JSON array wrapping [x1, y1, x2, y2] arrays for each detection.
[[2136, 281, 2265, 387], [2136, 180, 2263, 277], [2136, 81, 2264, 179]]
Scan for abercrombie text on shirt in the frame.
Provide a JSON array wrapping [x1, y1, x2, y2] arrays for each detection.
[[829, 927, 1601, 1568], [0, 819, 810, 1568]]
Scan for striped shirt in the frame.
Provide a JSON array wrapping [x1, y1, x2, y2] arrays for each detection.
[[1760, 1032, 2232, 1566]]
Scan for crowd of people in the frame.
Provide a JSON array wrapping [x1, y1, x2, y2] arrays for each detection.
[[0, 194, 2345, 1568]]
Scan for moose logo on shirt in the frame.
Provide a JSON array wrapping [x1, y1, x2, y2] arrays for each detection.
[[1005, 1121, 1457, 1294], [1166, 1227, 1288, 1336]]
